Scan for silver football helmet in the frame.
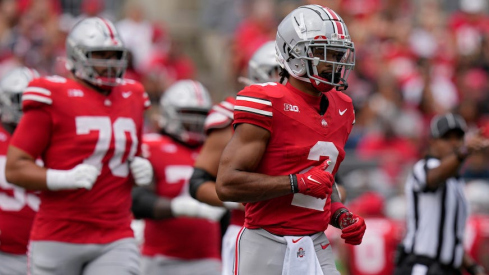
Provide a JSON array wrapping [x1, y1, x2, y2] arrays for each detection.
[[275, 5, 355, 92], [66, 17, 127, 89], [159, 80, 212, 146], [246, 41, 281, 84], [0, 67, 39, 125]]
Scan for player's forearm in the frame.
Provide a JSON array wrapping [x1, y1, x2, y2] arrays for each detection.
[[216, 170, 291, 202], [195, 182, 225, 207], [6, 157, 48, 190], [6, 145, 100, 191]]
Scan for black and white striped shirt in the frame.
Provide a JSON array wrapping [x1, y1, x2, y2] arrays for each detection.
[[402, 157, 468, 268]]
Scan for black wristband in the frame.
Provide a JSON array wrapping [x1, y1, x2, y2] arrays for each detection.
[[289, 174, 299, 193], [189, 168, 216, 199], [131, 187, 159, 219], [331, 208, 349, 229], [467, 264, 485, 275]]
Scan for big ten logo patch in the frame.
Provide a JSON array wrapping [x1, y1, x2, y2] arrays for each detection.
[[297, 247, 305, 258], [68, 89, 84, 97], [284, 103, 299, 112]]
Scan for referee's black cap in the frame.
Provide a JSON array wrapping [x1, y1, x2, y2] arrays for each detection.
[[430, 113, 467, 139]]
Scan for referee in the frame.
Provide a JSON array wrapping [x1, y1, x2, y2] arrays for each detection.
[[394, 113, 488, 275]]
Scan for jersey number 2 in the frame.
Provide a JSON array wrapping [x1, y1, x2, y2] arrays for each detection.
[[76, 116, 137, 177], [291, 141, 338, 211]]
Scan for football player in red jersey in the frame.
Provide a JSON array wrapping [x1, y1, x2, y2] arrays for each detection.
[[216, 5, 366, 274], [5, 18, 153, 275], [0, 67, 40, 275], [131, 80, 226, 275], [188, 40, 281, 275], [343, 192, 404, 275]]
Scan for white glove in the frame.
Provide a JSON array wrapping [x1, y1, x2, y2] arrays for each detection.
[[46, 164, 99, 191], [171, 196, 226, 221], [130, 157, 153, 186]]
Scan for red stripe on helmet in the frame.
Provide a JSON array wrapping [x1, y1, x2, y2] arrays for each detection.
[[99, 17, 118, 45], [324, 7, 339, 20], [335, 21, 344, 35], [192, 81, 204, 105]]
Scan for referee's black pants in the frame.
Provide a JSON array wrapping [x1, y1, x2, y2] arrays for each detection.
[[394, 254, 462, 275]]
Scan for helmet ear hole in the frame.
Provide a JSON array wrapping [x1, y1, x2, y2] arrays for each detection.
[[285, 46, 291, 58]]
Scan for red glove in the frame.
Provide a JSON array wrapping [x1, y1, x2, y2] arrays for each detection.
[[293, 160, 334, 199], [339, 212, 366, 245]]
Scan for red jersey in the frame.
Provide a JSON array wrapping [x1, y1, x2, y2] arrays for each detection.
[[11, 76, 149, 244], [204, 97, 245, 227], [465, 215, 489, 271], [141, 134, 221, 260], [233, 82, 355, 235], [0, 126, 38, 254], [346, 218, 404, 275]]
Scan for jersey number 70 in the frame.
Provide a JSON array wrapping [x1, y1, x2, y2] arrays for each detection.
[[76, 116, 138, 177]]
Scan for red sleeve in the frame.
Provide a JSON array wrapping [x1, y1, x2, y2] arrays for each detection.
[[22, 78, 53, 112], [233, 86, 273, 133], [10, 108, 52, 158]]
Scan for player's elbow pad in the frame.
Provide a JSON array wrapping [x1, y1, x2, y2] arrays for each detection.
[[131, 187, 159, 219], [189, 168, 216, 199]]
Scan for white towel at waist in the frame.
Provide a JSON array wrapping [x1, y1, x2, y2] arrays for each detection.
[[282, 235, 324, 275]]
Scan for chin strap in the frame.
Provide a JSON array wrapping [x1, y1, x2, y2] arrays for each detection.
[[336, 78, 348, 91]]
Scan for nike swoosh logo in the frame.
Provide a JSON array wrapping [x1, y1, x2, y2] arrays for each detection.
[[321, 243, 330, 249], [307, 175, 322, 185], [339, 109, 347, 115], [292, 237, 304, 243], [122, 92, 132, 98]]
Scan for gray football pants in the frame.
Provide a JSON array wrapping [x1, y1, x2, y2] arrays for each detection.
[[0, 251, 27, 275], [235, 228, 340, 275], [141, 255, 221, 275], [29, 238, 140, 275]]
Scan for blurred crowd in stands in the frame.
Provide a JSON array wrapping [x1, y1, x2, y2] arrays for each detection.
[[1, 0, 489, 220]]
